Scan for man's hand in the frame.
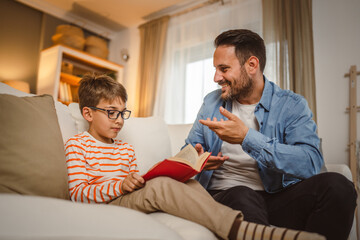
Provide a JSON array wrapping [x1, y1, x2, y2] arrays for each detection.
[[195, 143, 229, 170], [199, 106, 249, 144], [121, 173, 145, 194]]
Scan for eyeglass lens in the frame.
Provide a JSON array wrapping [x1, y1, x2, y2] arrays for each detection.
[[107, 110, 131, 120]]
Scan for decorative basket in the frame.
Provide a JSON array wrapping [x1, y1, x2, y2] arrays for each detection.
[[84, 36, 109, 59], [52, 25, 85, 50]]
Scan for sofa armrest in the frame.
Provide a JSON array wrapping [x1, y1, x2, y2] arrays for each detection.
[[325, 163, 353, 182], [326, 164, 358, 240]]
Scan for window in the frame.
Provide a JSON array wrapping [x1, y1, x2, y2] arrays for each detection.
[[185, 58, 217, 123], [153, 0, 262, 124]]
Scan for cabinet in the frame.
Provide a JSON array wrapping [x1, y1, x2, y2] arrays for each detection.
[[37, 45, 124, 105]]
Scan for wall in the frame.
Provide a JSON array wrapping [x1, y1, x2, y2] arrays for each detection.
[[313, 0, 360, 167], [109, 26, 140, 113], [40, 14, 72, 50], [0, 0, 111, 94], [0, 0, 72, 93], [0, 0, 42, 93]]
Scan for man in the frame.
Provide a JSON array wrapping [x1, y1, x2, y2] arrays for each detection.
[[185, 29, 357, 240]]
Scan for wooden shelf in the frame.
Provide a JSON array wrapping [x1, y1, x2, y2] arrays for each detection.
[[58, 99, 71, 106], [60, 72, 81, 86], [37, 45, 124, 105]]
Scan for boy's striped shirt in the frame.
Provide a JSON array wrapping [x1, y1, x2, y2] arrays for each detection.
[[65, 131, 139, 203]]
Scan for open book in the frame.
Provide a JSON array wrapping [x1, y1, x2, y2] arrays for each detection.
[[142, 144, 211, 182]]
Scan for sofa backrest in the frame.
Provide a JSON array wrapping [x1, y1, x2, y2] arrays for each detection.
[[0, 83, 193, 177], [67, 102, 176, 175], [167, 124, 193, 156]]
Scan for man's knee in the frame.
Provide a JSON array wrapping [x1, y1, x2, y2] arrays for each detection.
[[212, 186, 268, 224], [316, 172, 357, 208], [213, 186, 265, 209]]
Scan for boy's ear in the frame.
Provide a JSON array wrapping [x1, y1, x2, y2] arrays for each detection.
[[82, 107, 93, 122]]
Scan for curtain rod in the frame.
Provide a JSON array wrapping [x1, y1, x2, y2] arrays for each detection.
[[170, 0, 224, 18]]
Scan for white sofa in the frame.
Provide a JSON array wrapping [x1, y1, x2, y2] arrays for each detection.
[[0, 82, 357, 240]]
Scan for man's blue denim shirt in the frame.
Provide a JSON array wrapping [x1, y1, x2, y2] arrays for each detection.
[[185, 76, 324, 193]]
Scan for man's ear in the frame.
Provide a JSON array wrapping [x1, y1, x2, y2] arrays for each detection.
[[82, 107, 93, 122], [246, 56, 259, 74]]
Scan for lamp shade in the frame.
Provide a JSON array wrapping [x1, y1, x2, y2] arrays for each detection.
[[2, 80, 30, 93]]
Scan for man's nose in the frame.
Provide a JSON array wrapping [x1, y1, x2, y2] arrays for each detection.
[[214, 71, 223, 83]]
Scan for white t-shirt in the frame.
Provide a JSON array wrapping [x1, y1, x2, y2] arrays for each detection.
[[208, 100, 264, 191]]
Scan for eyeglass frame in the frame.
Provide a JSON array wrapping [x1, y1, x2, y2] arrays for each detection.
[[88, 106, 131, 120]]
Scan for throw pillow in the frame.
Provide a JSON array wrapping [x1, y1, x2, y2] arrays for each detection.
[[117, 116, 172, 175], [0, 82, 78, 144], [0, 94, 69, 200], [68, 102, 89, 133]]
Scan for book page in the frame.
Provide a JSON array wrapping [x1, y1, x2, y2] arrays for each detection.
[[194, 152, 210, 171], [168, 144, 198, 167], [167, 144, 210, 171]]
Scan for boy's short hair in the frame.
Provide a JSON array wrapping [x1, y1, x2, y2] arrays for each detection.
[[78, 74, 127, 112]]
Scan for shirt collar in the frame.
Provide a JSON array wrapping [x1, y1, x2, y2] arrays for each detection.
[[225, 75, 273, 112], [258, 75, 272, 112]]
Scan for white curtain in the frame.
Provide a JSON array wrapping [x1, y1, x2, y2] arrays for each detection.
[[153, 0, 262, 124], [262, 0, 317, 122]]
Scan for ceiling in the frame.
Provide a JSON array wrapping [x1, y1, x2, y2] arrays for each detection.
[[19, 0, 206, 31]]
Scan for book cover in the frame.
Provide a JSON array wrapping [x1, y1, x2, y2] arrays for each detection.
[[142, 145, 211, 182]]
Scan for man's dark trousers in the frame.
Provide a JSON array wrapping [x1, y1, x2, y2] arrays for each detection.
[[208, 172, 357, 240]]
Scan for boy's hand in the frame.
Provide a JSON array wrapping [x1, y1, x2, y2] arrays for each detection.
[[195, 143, 204, 156], [121, 173, 145, 194]]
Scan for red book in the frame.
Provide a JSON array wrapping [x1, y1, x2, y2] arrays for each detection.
[[142, 144, 211, 182]]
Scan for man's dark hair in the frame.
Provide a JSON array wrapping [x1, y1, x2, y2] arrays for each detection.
[[78, 73, 127, 112], [214, 29, 266, 72]]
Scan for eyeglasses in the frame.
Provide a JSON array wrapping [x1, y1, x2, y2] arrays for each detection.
[[88, 107, 131, 120]]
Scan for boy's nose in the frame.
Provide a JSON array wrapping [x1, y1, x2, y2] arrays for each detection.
[[115, 116, 123, 124]]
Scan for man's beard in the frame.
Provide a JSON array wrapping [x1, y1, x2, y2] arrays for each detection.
[[220, 68, 253, 101]]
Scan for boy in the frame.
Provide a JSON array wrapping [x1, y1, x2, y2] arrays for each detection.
[[65, 74, 324, 240]]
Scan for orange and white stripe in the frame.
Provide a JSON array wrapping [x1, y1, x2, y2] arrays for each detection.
[[65, 131, 138, 204]]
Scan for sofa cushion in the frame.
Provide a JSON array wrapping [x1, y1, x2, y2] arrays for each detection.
[[0, 82, 78, 144], [0, 94, 69, 200], [116, 116, 172, 175], [0, 194, 182, 240], [54, 101, 79, 144], [150, 212, 217, 240], [68, 102, 89, 134], [167, 123, 193, 155]]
